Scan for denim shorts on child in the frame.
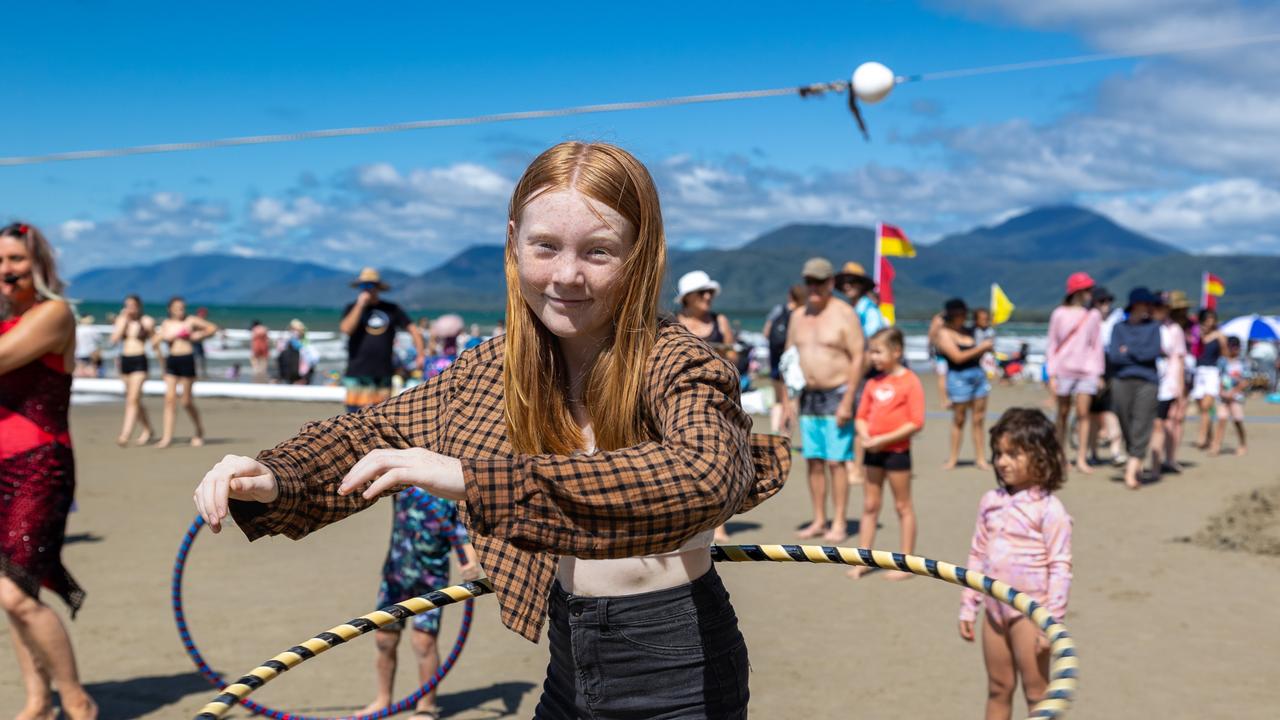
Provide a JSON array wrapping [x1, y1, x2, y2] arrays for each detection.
[[799, 385, 854, 462], [946, 366, 990, 404]]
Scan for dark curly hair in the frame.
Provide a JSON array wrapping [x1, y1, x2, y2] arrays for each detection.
[[989, 408, 1065, 493]]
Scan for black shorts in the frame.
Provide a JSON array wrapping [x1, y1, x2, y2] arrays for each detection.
[[863, 449, 912, 471], [1089, 386, 1111, 414], [1156, 399, 1173, 420], [120, 354, 148, 375], [165, 354, 197, 378]]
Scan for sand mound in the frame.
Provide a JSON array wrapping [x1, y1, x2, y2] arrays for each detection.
[[1192, 485, 1280, 556]]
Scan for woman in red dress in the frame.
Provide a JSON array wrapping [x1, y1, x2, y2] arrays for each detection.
[[0, 222, 97, 719]]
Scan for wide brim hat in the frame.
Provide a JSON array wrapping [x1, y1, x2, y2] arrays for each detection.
[[835, 261, 875, 289], [674, 270, 721, 305], [1165, 289, 1191, 310], [351, 267, 391, 291]]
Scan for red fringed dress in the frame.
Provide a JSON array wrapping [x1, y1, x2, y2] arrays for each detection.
[[0, 315, 84, 614]]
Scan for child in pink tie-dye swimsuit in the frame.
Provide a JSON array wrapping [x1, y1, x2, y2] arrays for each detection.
[[958, 408, 1073, 720]]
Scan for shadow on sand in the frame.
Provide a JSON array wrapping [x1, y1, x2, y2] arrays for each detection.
[[73, 671, 210, 720]]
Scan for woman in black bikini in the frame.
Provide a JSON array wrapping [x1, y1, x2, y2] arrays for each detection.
[[110, 294, 155, 446], [154, 296, 217, 448]]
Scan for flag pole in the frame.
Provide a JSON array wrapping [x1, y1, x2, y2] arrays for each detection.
[[873, 222, 882, 287], [1200, 270, 1207, 310]]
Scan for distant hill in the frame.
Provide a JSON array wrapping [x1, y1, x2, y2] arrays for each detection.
[[930, 206, 1184, 262], [68, 206, 1280, 318]]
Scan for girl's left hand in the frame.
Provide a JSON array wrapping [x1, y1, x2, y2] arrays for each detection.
[[338, 448, 465, 501], [1036, 632, 1051, 654]]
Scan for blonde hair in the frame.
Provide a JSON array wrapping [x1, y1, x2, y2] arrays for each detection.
[[1, 222, 67, 318], [503, 142, 665, 454]]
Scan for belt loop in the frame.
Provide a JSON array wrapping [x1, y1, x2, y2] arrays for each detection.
[[597, 598, 609, 631]]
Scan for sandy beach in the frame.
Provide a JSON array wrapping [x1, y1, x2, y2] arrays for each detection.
[[2, 379, 1278, 719]]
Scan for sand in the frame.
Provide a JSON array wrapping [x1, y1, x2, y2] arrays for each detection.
[[3, 380, 1279, 719]]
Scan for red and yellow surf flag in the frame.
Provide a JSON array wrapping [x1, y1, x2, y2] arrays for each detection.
[[1201, 272, 1225, 310], [877, 256, 896, 325], [877, 222, 916, 258]]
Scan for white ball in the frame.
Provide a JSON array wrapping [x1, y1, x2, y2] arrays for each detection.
[[851, 62, 895, 104]]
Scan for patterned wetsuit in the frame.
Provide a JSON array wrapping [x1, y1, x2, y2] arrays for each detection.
[[0, 315, 84, 613], [376, 492, 466, 633]]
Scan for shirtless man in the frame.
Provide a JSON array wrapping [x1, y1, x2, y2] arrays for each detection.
[[784, 257, 866, 543]]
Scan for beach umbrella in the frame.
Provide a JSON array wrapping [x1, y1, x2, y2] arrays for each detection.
[[1221, 314, 1280, 341], [430, 313, 465, 339]]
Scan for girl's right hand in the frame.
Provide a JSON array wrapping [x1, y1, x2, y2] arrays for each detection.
[[194, 455, 279, 534], [958, 619, 975, 642]]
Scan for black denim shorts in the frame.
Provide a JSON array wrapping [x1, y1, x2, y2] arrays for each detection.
[[534, 567, 750, 719]]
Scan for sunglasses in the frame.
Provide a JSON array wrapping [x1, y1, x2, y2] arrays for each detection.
[[694, 288, 716, 297], [803, 277, 829, 286]]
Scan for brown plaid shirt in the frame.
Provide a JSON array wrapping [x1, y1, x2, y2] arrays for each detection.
[[230, 321, 790, 641]]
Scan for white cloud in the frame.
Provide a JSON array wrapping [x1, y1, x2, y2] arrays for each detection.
[[1090, 178, 1280, 253]]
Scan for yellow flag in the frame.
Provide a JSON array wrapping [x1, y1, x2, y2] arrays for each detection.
[[991, 283, 1015, 325]]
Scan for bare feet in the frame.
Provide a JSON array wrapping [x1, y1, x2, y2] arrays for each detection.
[[356, 700, 392, 717], [1073, 461, 1093, 475], [941, 459, 957, 470], [882, 569, 914, 581], [155, 437, 172, 449], [846, 565, 875, 580], [1236, 446, 1248, 456], [795, 522, 826, 539], [822, 524, 848, 544], [1206, 446, 1220, 457], [1124, 475, 1141, 490], [190, 436, 205, 447], [975, 460, 992, 471], [62, 695, 98, 720], [115, 435, 129, 447], [135, 428, 152, 446]]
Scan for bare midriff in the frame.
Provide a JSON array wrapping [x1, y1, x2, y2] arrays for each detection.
[[552, 434, 714, 597], [555, 530, 713, 596]]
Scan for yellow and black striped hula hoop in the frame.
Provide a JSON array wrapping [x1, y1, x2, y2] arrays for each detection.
[[194, 544, 1079, 720]]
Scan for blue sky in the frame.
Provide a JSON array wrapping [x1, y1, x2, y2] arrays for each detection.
[[6, 1, 1280, 275]]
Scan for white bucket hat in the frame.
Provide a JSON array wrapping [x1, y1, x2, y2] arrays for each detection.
[[674, 270, 721, 305]]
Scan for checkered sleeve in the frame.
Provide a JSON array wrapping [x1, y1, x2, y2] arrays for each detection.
[[229, 354, 462, 541], [463, 333, 782, 558]]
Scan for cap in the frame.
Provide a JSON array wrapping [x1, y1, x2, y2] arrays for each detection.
[[802, 257, 834, 281]]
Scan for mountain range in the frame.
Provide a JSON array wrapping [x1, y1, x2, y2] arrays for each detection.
[[68, 206, 1280, 319]]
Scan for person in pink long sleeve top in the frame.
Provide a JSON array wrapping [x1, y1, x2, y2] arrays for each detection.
[[958, 408, 1073, 720], [1046, 272, 1105, 475]]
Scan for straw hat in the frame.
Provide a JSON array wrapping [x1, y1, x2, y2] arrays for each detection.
[[1165, 290, 1191, 310], [674, 270, 721, 305], [351, 267, 390, 291], [835, 261, 875, 289]]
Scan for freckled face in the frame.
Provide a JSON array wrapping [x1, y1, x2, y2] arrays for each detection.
[[513, 189, 634, 343], [993, 435, 1033, 489], [0, 236, 34, 301]]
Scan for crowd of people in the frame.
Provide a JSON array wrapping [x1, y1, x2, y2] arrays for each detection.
[[1, 142, 1273, 719], [1040, 274, 1264, 489]]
